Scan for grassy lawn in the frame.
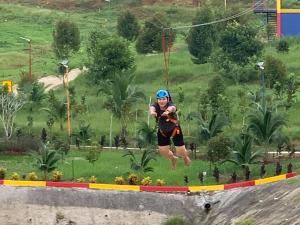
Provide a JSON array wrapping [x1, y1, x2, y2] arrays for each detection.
[[0, 149, 299, 186]]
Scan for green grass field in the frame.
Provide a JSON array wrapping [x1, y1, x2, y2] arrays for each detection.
[[1, 149, 299, 185], [0, 1, 300, 186]]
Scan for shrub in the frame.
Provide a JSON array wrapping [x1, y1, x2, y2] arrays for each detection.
[[27, 172, 38, 181], [77, 177, 86, 183], [0, 167, 6, 179], [51, 170, 63, 181], [156, 179, 165, 186], [0, 136, 40, 153], [136, 13, 174, 54], [89, 176, 97, 183], [162, 216, 188, 225], [128, 173, 139, 185], [115, 176, 125, 185], [276, 39, 289, 53], [207, 133, 232, 164], [141, 176, 152, 186], [117, 11, 140, 41], [53, 139, 70, 155], [10, 172, 20, 180], [264, 56, 287, 88]]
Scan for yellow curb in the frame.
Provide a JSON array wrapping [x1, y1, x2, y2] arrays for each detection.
[[89, 183, 140, 191], [255, 175, 286, 185], [189, 185, 224, 192], [4, 180, 46, 187]]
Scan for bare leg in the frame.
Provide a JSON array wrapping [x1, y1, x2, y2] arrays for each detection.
[[159, 146, 177, 170], [175, 145, 191, 166]]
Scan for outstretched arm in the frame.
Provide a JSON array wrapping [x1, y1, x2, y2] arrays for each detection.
[[149, 106, 157, 117]]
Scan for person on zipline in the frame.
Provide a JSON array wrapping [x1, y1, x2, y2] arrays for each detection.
[[149, 89, 191, 170]]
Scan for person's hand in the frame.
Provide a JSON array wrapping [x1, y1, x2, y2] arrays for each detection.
[[161, 110, 170, 117], [150, 111, 157, 117]]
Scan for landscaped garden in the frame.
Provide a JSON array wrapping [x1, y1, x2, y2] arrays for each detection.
[[0, 0, 300, 186]]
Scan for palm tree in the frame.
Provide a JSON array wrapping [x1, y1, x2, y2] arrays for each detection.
[[190, 112, 228, 142], [247, 107, 287, 156], [33, 144, 60, 180], [123, 149, 157, 173], [42, 91, 66, 131], [137, 121, 157, 148], [224, 134, 262, 168], [100, 72, 145, 140]]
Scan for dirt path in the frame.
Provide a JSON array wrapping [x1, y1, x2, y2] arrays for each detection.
[[12, 67, 85, 93]]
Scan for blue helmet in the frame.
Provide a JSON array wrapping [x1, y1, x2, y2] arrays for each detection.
[[156, 89, 169, 99]]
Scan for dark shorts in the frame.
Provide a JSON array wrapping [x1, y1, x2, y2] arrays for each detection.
[[157, 126, 184, 146]]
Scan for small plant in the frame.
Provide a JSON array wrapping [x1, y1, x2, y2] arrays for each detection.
[[276, 39, 289, 53], [115, 176, 125, 185], [89, 176, 97, 183], [156, 179, 165, 186], [52, 170, 63, 181], [141, 176, 152, 186], [128, 173, 139, 185], [86, 148, 99, 166], [76, 177, 86, 183], [162, 216, 188, 225], [10, 172, 20, 180], [27, 172, 38, 181], [0, 167, 7, 179]]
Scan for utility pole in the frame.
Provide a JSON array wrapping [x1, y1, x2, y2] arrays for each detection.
[[19, 37, 32, 81]]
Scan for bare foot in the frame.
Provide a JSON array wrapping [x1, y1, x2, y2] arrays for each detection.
[[171, 156, 178, 170], [183, 156, 191, 166]]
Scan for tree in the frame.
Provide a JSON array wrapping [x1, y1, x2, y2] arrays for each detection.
[[52, 19, 80, 60], [117, 11, 140, 41], [136, 13, 174, 54], [187, 6, 217, 64], [87, 34, 135, 83], [224, 134, 262, 168], [137, 121, 157, 148], [207, 75, 226, 113], [100, 73, 145, 140], [264, 56, 287, 88], [123, 149, 157, 173], [219, 22, 263, 65], [33, 144, 60, 180], [197, 113, 228, 142], [43, 91, 66, 131], [207, 133, 232, 164], [0, 89, 26, 140], [247, 107, 287, 157]]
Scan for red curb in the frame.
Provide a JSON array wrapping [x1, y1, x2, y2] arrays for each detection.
[[0, 180, 3, 185], [140, 186, 188, 192], [224, 181, 255, 190], [286, 172, 297, 178], [46, 182, 89, 188]]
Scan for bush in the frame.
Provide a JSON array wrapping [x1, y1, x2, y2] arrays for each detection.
[[264, 56, 287, 88], [10, 172, 20, 180], [0, 167, 6, 179], [207, 133, 232, 164], [162, 216, 188, 225], [89, 176, 97, 183], [77, 177, 86, 183], [27, 172, 38, 181], [0, 136, 40, 153], [51, 170, 63, 181], [128, 173, 139, 185], [117, 11, 140, 41], [115, 176, 125, 185], [276, 39, 289, 53], [156, 179, 165, 186], [136, 13, 174, 54], [141, 176, 152, 186]]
